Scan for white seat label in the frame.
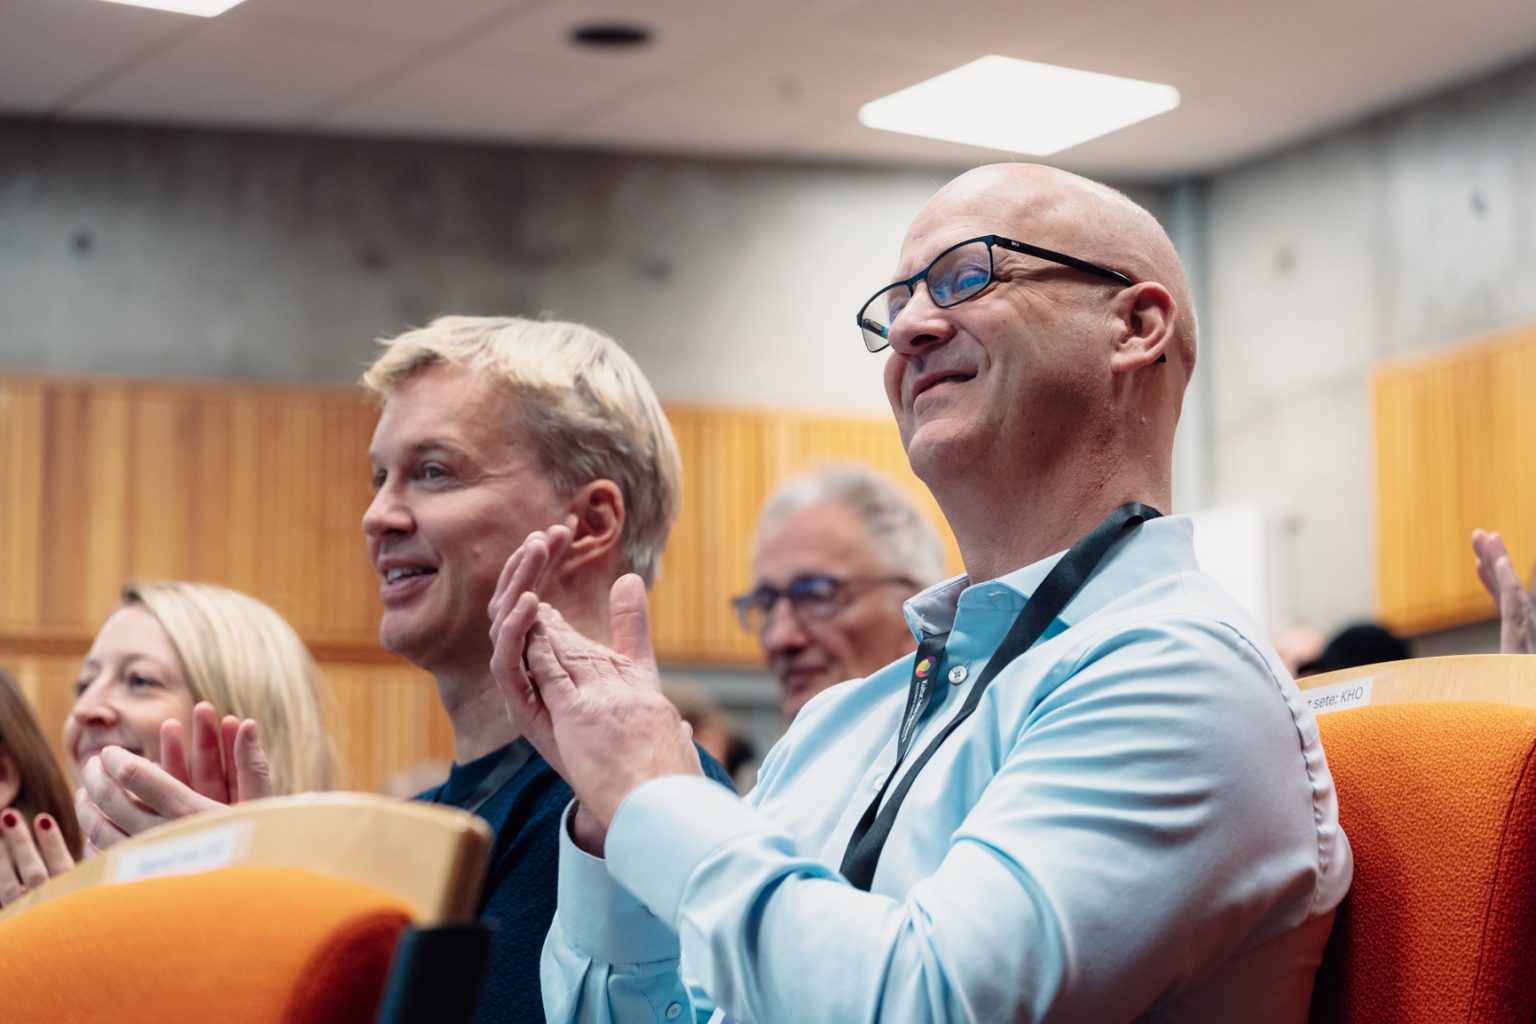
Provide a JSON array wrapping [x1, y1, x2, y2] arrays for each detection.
[[1302, 676, 1374, 715], [110, 823, 250, 884]]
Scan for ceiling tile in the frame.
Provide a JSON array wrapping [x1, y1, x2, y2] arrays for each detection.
[[552, 25, 977, 156], [0, 0, 196, 112], [221, 0, 530, 48], [63, 15, 405, 125], [456, 0, 799, 80], [824, 0, 1104, 55], [319, 52, 621, 141]]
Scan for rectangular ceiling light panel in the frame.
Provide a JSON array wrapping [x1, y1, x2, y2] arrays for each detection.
[[96, 0, 249, 15], [858, 56, 1179, 156]]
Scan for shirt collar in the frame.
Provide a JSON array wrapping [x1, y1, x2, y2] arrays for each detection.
[[903, 515, 1199, 639]]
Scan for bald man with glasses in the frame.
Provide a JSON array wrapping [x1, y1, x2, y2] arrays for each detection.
[[734, 464, 947, 721], [492, 164, 1351, 1023]]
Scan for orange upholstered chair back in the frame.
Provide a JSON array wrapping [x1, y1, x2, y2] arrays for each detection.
[[0, 865, 411, 1024], [1310, 701, 1536, 1023]]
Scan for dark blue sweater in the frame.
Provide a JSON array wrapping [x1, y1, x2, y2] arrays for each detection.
[[420, 743, 735, 1023], [419, 744, 569, 1023]]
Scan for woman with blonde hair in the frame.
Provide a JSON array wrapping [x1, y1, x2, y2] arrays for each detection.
[[1, 666, 85, 903], [63, 580, 340, 796], [2, 581, 339, 901]]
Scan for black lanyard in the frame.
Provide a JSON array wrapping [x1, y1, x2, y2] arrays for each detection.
[[838, 502, 1163, 891], [432, 738, 536, 817]]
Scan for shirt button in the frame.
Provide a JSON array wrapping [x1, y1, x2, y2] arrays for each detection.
[[666, 1003, 682, 1020], [948, 664, 969, 684]]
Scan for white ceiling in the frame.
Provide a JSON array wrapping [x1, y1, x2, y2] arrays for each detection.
[[3, 0, 1536, 181]]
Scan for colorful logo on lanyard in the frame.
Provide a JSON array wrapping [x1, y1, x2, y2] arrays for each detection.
[[914, 656, 934, 679]]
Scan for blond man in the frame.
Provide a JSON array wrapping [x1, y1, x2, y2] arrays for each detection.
[[76, 316, 729, 1022]]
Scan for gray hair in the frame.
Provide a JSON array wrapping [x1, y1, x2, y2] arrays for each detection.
[[756, 464, 947, 588]]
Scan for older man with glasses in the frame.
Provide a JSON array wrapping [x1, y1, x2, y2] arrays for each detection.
[[733, 464, 947, 721], [493, 163, 1352, 1023]]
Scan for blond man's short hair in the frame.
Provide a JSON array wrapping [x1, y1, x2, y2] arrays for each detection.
[[362, 316, 682, 585]]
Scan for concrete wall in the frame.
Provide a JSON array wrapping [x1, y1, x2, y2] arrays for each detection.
[[0, 120, 963, 413], [0, 120, 1173, 417], [1201, 55, 1536, 638]]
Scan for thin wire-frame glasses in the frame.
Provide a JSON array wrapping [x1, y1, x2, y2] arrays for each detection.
[[855, 234, 1134, 353], [731, 574, 915, 633]]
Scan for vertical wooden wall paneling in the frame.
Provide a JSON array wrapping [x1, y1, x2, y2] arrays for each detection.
[[320, 397, 373, 640], [709, 410, 767, 662], [192, 395, 227, 590], [646, 409, 690, 659], [127, 387, 186, 585], [0, 381, 45, 632], [41, 385, 91, 628], [85, 385, 130, 625], [228, 394, 263, 600], [1511, 342, 1536, 555], [1372, 370, 1405, 618], [1424, 358, 1458, 617], [1374, 328, 1536, 634], [1486, 338, 1536, 613], [1453, 353, 1495, 611]]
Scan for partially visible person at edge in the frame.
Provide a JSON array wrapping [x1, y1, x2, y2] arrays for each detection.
[[1, 665, 85, 905], [71, 317, 730, 1022], [1295, 621, 1411, 677], [735, 464, 947, 721], [490, 164, 1352, 1023], [2, 580, 337, 905], [1272, 623, 1325, 677], [1472, 528, 1535, 655]]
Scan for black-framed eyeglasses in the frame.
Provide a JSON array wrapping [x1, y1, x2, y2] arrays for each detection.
[[731, 574, 916, 634], [855, 234, 1135, 353]]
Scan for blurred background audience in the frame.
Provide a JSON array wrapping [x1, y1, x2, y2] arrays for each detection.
[[1296, 622, 1413, 678], [1273, 625, 1327, 678], [664, 681, 757, 790]]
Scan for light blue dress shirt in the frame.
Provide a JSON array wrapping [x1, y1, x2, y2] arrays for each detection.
[[543, 517, 1353, 1023]]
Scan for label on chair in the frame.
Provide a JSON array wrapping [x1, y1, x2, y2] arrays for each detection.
[[1302, 676, 1374, 715], [110, 823, 252, 884]]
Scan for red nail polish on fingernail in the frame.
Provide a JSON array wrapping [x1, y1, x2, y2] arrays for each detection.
[[38, 816, 53, 831], [1, 811, 17, 828]]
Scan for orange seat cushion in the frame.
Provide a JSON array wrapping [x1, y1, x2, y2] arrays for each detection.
[[1311, 702, 1536, 1023], [0, 865, 411, 1024]]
